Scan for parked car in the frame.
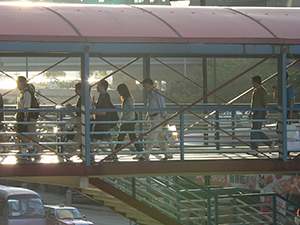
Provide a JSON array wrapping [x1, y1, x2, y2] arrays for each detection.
[[44, 205, 94, 225]]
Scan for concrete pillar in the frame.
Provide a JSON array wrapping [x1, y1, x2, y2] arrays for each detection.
[[66, 189, 72, 205], [79, 177, 89, 188]]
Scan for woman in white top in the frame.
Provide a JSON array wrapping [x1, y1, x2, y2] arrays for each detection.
[[115, 83, 143, 153]]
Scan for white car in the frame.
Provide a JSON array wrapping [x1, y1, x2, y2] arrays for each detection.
[[44, 205, 94, 225]]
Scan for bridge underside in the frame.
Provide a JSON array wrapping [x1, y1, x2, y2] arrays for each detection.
[[2, 159, 300, 186]]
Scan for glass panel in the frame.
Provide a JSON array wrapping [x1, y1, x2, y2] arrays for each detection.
[[56, 208, 83, 220], [7, 197, 45, 219]]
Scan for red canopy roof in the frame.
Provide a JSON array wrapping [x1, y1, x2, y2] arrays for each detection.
[[0, 3, 299, 44]]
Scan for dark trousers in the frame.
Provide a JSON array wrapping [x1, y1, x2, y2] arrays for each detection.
[[250, 111, 272, 149], [116, 123, 143, 152]]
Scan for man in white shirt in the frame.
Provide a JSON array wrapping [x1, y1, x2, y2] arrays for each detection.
[[16, 76, 34, 155], [134, 78, 173, 161]]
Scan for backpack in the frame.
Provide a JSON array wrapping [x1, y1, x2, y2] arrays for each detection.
[[110, 103, 119, 130], [25, 90, 40, 120]]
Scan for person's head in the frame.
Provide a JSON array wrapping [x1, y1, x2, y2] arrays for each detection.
[[75, 83, 81, 96], [17, 76, 27, 91], [252, 76, 262, 88], [142, 78, 154, 93], [97, 79, 108, 93], [117, 83, 130, 101]]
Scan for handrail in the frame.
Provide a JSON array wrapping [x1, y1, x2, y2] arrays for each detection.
[[99, 175, 299, 224], [102, 176, 201, 223], [0, 103, 294, 165]]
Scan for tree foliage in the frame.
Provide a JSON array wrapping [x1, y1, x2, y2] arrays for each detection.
[[165, 58, 279, 104], [44, 71, 66, 78]]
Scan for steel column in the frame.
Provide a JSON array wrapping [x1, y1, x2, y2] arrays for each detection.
[[81, 50, 91, 166], [203, 58, 208, 104], [180, 112, 184, 160], [277, 48, 288, 161], [273, 195, 277, 224], [143, 56, 150, 107], [205, 175, 211, 225]]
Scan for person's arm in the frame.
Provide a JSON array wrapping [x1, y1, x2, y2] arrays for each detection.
[[24, 91, 31, 121], [157, 93, 167, 118], [287, 86, 295, 120], [272, 85, 278, 101], [94, 96, 110, 116], [288, 99, 293, 119], [65, 103, 76, 109], [121, 98, 133, 121], [248, 110, 252, 120], [264, 103, 268, 119]]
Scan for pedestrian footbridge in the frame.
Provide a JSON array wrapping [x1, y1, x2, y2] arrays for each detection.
[[0, 3, 300, 224]]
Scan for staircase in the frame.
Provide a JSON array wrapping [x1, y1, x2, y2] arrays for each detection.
[[74, 176, 299, 225]]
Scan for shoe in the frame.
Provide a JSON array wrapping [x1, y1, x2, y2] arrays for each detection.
[[133, 154, 142, 160], [33, 155, 42, 163], [160, 155, 173, 161], [107, 155, 118, 162], [269, 141, 275, 150], [247, 151, 258, 156], [138, 156, 149, 162], [16, 151, 27, 160]]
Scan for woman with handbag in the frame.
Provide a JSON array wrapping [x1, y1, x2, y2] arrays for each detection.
[[115, 83, 143, 153]]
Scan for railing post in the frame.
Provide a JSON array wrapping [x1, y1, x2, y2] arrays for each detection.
[[231, 110, 236, 149], [81, 49, 91, 166], [176, 190, 181, 222], [214, 195, 218, 225], [277, 48, 288, 162], [180, 112, 184, 160], [132, 177, 136, 198], [215, 110, 220, 150], [57, 111, 63, 154], [273, 195, 277, 225], [205, 175, 211, 225], [233, 190, 237, 223]]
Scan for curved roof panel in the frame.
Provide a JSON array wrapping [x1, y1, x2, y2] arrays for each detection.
[[0, 3, 299, 44]]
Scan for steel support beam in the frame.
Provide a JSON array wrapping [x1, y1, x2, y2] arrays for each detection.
[[277, 48, 288, 162], [0, 160, 300, 178], [143, 56, 151, 107], [81, 50, 91, 165]]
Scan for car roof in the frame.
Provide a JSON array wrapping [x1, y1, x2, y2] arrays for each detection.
[[44, 205, 77, 210]]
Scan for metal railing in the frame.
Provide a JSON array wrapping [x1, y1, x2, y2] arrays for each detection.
[[0, 103, 298, 164], [101, 175, 299, 225]]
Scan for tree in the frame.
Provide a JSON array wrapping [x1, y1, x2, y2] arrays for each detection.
[[44, 71, 66, 79], [165, 58, 278, 104]]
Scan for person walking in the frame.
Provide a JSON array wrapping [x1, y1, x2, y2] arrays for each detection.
[[134, 78, 173, 161], [273, 72, 299, 122], [249, 75, 275, 152], [115, 83, 143, 154], [66, 83, 83, 153], [0, 93, 7, 153], [27, 83, 42, 160], [90, 79, 116, 162], [15, 76, 35, 158]]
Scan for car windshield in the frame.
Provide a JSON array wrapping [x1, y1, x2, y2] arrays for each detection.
[[7, 196, 45, 219], [56, 208, 83, 220]]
